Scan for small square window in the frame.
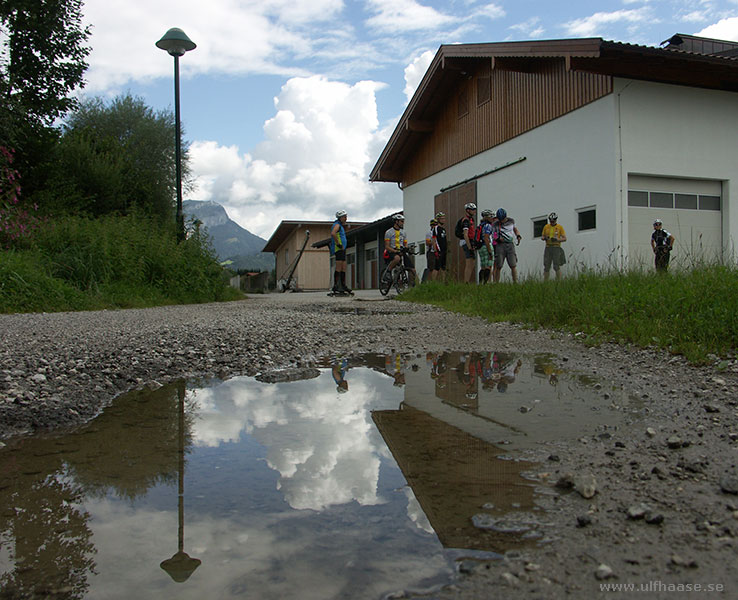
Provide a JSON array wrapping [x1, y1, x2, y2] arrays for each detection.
[[366, 248, 377, 261], [418, 242, 426, 255], [675, 194, 698, 209], [477, 77, 491, 105], [578, 209, 596, 231], [628, 191, 648, 207], [699, 195, 720, 211], [650, 192, 673, 209], [533, 218, 547, 238]]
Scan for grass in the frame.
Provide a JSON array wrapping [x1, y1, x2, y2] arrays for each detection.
[[0, 214, 242, 314], [401, 266, 738, 363]]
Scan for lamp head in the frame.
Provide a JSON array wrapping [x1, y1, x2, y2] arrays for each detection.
[[156, 28, 196, 57]]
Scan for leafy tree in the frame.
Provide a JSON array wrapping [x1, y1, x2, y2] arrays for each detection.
[[0, 0, 91, 197], [37, 94, 189, 221]]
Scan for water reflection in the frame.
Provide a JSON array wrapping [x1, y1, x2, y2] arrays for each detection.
[[0, 351, 641, 599]]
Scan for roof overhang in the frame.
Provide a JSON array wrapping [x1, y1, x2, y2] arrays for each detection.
[[370, 37, 738, 184], [262, 221, 332, 253]]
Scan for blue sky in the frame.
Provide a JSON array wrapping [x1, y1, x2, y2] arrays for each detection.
[[79, 0, 738, 238]]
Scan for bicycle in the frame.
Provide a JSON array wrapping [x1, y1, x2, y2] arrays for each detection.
[[379, 246, 417, 296]]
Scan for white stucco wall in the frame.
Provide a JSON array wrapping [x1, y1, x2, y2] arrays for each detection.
[[403, 94, 620, 280], [615, 78, 738, 261], [404, 77, 738, 279]]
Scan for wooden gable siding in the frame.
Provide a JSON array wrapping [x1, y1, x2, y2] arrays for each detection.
[[402, 59, 612, 186]]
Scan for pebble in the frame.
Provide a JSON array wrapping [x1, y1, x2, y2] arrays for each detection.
[[595, 564, 615, 580], [720, 472, 738, 495]]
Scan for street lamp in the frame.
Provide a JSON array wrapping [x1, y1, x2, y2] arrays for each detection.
[[156, 27, 196, 242]]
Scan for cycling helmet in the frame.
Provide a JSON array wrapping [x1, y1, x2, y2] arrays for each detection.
[[435, 211, 445, 219], [653, 218, 663, 226], [392, 213, 404, 222], [429, 218, 437, 226], [465, 202, 476, 210], [481, 209, 494, 218], [496, 208, 507, 220], [548, 212, 557, 221], [335, 210, 347, 218]]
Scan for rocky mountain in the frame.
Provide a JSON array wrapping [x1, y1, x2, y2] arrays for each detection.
[[183, 200, 274, 271]]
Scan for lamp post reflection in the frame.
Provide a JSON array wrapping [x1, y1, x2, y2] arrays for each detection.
[[160, 382, 201, 582]]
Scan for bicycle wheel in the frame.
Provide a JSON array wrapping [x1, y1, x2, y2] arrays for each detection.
[[379, 266, 392, 296], [393, 268, 408, 295]]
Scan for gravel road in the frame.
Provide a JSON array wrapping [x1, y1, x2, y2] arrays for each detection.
[[1, 291, 737, 598]]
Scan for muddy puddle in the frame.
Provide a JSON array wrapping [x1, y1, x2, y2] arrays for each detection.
[[0, 351, 643, 599]]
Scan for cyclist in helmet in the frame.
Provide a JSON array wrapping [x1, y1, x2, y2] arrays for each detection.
[[459, 202, 477, 283], [492, 207, 522, 283], [383, 213, 416, 284], [478, 209, 497, 283], [429, 211, 447, 281], [541, 211, 567, 280], [330, 210, 350, 293]]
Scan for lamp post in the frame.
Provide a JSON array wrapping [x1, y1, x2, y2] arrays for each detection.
[[156, 28, 196, 242]]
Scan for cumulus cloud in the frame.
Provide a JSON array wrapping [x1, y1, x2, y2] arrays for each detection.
[[696, 16, 738, 41], [564, 8, 653, 37], [509, 16, 545, 38], [366, 0, 458, 33], [403, 50, 435, 102], [190, 75, 401, 238], [82, 0, 346, 91]]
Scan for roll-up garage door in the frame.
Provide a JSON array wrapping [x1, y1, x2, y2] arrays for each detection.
[[627, 175, 722, 269]]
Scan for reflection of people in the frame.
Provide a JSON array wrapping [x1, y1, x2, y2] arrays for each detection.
[[651, 218, 675, 272], [541, 212, 567, 280], [493, 208, 522, 283], [456, 352, 481, 402], [385, 352, 406, 386], [330, 210, 350, 293], [332, 358, 349, 392], [495, 354, 522, 393]]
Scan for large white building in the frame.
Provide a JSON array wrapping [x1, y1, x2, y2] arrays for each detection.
[[370, 35, 738, 280]]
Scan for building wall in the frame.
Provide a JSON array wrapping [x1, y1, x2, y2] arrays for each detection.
[[275, 224, 332, 290], [615, 78, 738, 263], [404, 93, 620, 280]]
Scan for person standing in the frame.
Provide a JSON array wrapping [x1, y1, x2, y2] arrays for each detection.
[[330, 210, 350, 293], [493, 208, 521, 283], [459, 202, 477, 283], [425, 218, 439, 282], [433, 211, 448, 281], [383, 214, 416, 283], [478, 209, 496, 284], [651, 218, 675, 271], [541, 212, 567, 280]]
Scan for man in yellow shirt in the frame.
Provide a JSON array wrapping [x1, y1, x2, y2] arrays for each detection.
[[541, 212, 567, 280]]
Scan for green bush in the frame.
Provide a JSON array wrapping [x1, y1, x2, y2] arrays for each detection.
[[0, 214, 242, 313]]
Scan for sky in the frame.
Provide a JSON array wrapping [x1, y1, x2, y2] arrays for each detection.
[[78, 0, 738, 239]]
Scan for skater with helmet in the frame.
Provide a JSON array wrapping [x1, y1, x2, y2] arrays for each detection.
[[330, 210, 351, 294]]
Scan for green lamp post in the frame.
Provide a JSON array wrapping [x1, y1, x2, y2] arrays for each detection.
[[156, 28, 196, 242]]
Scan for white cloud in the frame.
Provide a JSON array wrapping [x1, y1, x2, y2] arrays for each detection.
[[81, 0, 346, 92], [403, 50, 435, 102], [190, 75, 401, 238], [564, 8, 653, 37], [366, 0, 458, 33], [509, 17, 545, 38], [696, 16, 738, 41]]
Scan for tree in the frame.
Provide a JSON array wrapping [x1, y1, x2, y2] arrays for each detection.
[[38, 94, 190, 221], [0, 0, 91, 194]]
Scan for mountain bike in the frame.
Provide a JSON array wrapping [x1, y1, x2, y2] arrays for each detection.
[[379, 246, 417, 296]]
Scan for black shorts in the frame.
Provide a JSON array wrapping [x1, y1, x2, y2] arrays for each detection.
[[333, 248, 346, 261]]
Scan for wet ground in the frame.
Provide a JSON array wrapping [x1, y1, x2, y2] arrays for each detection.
[[0, 351, 646, 599]]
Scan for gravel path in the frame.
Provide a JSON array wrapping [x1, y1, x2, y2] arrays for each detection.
[[1, 291, 737, 598]]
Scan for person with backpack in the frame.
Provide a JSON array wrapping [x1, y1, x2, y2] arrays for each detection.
[[651, 218, 675, 271], [477, 209, 497, 283], [492, 208, 521, 283], [455, 202, 477, 283]]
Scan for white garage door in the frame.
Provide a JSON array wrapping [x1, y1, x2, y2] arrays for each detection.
[[627, 175, 722, 269]]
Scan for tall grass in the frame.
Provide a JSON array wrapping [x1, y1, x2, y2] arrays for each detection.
[[402, 266, 738, 363], [0, 214, 241, 313]]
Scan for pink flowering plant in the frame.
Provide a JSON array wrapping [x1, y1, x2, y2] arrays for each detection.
[[0, 147, 43, 249]]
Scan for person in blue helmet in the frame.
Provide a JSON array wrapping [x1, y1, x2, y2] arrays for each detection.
[[330, 210, 350, 293], [492, 208, 521, 283]]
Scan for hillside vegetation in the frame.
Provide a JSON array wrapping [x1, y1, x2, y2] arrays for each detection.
[[401, 266, 738, 364]]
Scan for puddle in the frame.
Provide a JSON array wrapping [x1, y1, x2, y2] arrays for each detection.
[[0, 351, 642, 599]]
